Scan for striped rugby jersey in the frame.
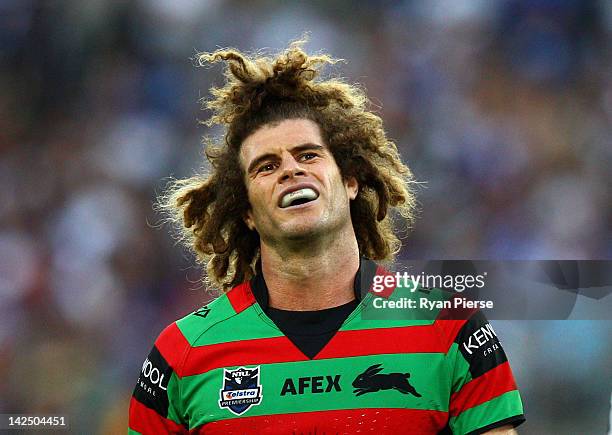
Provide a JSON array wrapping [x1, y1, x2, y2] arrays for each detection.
[[129, 261, 525, 434]]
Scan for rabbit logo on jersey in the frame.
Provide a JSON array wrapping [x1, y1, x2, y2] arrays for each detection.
[[352, 364, 421, 397], [219, 366, 263, 415]]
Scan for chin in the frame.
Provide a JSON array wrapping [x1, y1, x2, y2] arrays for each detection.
[[280, 222, 323, 240]]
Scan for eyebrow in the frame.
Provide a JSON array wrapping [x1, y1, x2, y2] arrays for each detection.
[[246, 143, 325, 174]]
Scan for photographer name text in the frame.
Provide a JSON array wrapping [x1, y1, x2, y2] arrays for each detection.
[[373, 297, 493, 310]]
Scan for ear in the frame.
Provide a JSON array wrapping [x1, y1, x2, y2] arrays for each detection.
[[345, 176, 358, 200], [243, 209, 256, 231], [365, 364, 382, 374]]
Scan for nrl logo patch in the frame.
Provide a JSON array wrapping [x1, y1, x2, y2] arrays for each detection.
[[219, 366, 263, 415]]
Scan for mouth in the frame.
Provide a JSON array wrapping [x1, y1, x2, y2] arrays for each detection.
[[279, 187, 320, 209]]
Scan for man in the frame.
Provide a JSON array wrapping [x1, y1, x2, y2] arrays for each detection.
[[129, 40, 525, 434]]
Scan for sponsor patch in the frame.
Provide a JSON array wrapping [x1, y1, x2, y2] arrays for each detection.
[[280, 375, 341, 395], [219, 366, 263, 415], [455, 311, 507, 378], [132, 346, 172, 416]]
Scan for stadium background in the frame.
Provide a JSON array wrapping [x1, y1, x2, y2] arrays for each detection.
[[1, 0, 611, 433]]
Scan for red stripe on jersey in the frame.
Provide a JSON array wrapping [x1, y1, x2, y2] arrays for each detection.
[[179, 322, 466, 377], [190, 408, 448, 434], [129, 397, 186, 434], [315, 324, 447, 359], [226, 282, 256, 314], [449, 361, 518, 416], [432, 319, 468, 352], [155, 322, 191, 369], [179, 336, 308, 377], [433, 293, 479, 351], [436, 293, 479, 321]]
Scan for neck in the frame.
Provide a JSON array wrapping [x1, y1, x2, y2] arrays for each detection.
[[259, 225, 360, 310]]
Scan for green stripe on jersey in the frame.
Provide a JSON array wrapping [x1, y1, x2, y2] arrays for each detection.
[[176, 296, 283, 347], [342, 293, 436, 330], [181, 353, 451, 428], [360, 286, 455, 322], [176, 295, 237, 345], [449, 390, 524, 435], [127, 428, 141, 435], [166, 371, 185, 424], [446, 342, 473, 391], [177, 285, 456, 347]]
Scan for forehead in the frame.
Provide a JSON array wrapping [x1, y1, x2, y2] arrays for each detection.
[[240, 118, 325, 164]]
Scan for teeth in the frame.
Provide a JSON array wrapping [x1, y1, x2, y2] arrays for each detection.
[[280, 188, 318, 208]]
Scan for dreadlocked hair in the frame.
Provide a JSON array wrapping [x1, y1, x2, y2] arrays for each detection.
[[158, 38, 416, 291]]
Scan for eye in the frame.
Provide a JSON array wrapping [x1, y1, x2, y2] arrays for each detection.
[[257, 162, 277, 173], [299, 152, 318, 162]]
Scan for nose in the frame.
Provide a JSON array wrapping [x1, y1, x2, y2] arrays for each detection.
[[278, 154, 306, 182]]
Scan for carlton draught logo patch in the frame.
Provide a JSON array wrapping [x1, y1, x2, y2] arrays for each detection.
[[219, 366, 263, 415]]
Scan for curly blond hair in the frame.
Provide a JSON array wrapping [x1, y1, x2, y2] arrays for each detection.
[[158, 39, 416, 291]]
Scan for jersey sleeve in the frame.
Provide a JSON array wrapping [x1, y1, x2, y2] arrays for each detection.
[[446, 311, 525, 434], [128, 323, 189, 434]]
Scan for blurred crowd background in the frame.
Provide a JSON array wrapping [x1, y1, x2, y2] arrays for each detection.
[[1, 0, 611, 433]]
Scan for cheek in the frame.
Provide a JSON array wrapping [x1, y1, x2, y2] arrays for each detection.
[[330, 171, 347, 196], [246, 181, 271, 212]]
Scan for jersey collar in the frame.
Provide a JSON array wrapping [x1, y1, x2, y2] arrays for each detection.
[[250, 256, 379, 311]]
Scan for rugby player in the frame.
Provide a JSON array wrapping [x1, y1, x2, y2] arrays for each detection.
[[129, 40, 525, 434]]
